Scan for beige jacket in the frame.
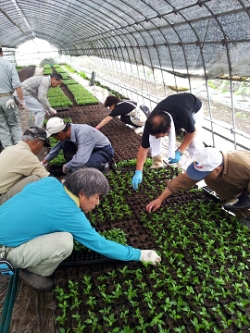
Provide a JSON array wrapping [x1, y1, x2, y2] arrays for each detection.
[[167, 150, 250, 200]]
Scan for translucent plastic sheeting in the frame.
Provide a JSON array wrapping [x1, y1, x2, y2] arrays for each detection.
[[0, 0, 250, 78]]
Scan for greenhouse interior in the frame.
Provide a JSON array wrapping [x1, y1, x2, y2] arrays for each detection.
[[0, 1, 250, 332]]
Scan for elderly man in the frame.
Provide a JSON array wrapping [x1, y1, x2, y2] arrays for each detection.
[[132, 93, 204, 190], [0, 168, 161, 290], [42, 117, 114, 174], [0, 126, 50, 205], [146, 147, 250, 220], [0, 44, 26, 148], [14, 73, 63, 127]]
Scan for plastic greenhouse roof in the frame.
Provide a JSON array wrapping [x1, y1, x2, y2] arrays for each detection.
[[0, 0, 250, 78]]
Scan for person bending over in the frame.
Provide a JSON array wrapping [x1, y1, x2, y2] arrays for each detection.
[[146, 147, 250, 222], [42, 117, 115, 174], [0, 168, 161, 290], [132, 93, 204, 190], [96, 95, 150, 130]]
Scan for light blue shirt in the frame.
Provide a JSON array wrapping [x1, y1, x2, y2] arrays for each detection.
[[0, 57, 21, 93], [0, 177, 140, 262]]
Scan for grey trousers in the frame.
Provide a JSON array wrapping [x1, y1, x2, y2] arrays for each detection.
[[15, 95, 46, 128], [4, 232, 73, 276], [0, 96, 22, 148]]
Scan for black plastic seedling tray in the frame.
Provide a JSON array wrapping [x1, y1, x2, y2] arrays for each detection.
[[56, 107, 70, 112], [202, 186, 220, 201], [60, 249, 115, 266]]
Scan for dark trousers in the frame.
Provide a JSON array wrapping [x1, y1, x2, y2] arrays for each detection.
[[61, 141, 114, 170]]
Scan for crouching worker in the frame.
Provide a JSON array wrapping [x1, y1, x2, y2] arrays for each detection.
[[42, 117, 114, 174], [0, 168, 161, 291], [0, 126, 50, 205], [95, 95, 150, 131], [146, 147, 250, 221]]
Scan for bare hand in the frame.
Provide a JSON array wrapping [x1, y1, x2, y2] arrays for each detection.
[[146, 198, 162, 212], [19, 99, 26, 110], [62, 164, 68, 174]]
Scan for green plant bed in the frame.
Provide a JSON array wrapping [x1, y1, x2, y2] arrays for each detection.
[[67, 84, 99, 105], [63, 79, 78, 86], [47, 87, 73, 109], [54, 159, 250, 332]]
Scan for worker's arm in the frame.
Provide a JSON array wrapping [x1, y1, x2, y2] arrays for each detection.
[[96, 116, 113, 130], [37, 78, 53, 111], [169, 129, 197, 164], [146, 186, 173, 212], [146, 172, 197, 212], [15, 87, 24, 101], [15, 87, 26, 109], [131, 146, 149, 190], [135, 145, 148, 171], [178, 130, 197, 153]]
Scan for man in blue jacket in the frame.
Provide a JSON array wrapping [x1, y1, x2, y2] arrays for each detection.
[[0, 168, 160, 291]]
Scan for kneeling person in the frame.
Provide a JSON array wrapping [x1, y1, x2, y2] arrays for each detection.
[[146, 147, 250, 219], [42, 117, 114, 174], [0, 168, 161, 290], [0, 126, 50, 205]]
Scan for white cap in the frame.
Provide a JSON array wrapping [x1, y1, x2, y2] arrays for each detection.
[[186, 147, 223, 181], [46, 117, 66, 137]]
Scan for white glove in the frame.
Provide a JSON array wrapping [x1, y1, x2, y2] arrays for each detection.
[[40, 161, 47, 167], [6, 99, 15, 109], [140, 250, 161, 266], [19, 99, 26, 110], [49, 108, 57, 115]]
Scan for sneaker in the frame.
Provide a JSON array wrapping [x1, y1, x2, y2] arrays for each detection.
[[109, 159, 117, 172], [223, 193, 250, 211], [99, 162, 109, 174], [19, 269, 54, 291]]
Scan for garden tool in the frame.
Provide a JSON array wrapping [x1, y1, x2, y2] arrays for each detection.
[[0, 259, 15, 276], [150, 153, 163, 168]]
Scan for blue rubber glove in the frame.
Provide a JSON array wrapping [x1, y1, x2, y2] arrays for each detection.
[[132, 170, 143, 190], [168, 150, 182, 164]]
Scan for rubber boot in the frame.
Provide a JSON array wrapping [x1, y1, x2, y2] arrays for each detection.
[[150, 154, 163, 168]]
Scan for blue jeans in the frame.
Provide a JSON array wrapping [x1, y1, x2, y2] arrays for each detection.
[[86, 144, 114, 169], [62, 141, 114, 171]]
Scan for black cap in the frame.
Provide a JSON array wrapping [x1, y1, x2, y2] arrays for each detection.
[[23, 126, 50, 147]]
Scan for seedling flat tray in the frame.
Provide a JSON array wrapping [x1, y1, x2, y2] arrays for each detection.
[[56, 107, 70, 112], [202, 186, 220, 201], [60, 249, 115, 266]]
